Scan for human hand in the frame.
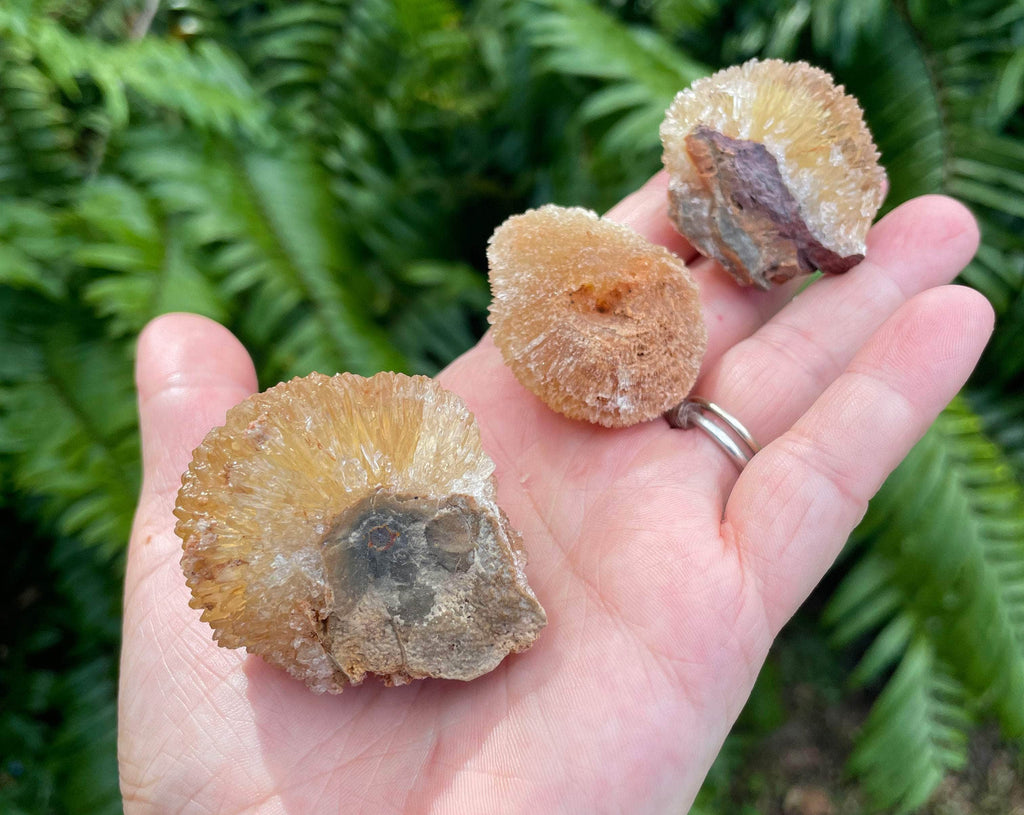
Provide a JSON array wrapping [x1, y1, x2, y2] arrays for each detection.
[[120, 173, 992, 813]]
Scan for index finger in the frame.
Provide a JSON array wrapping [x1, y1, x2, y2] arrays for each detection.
[[725, 285, 993, 634]]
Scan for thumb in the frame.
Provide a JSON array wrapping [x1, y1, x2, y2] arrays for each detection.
[[134, 313, 258, 509], [120, 316, 258, 800], [123, 311, 256, 664]]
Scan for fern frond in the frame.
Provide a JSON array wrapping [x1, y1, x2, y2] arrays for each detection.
[[960, 239, 1024, 315], [825, 395, 1024, 809], [854, 398, 1024, 734], [531, 0, 705, 87], [807, 0, 887, 63], [0, 200, 70, 298], [814, 8, 947, 207], [918, 2, 1024, 313], [0, 40, 79, 196], [825, 550, 903, 651], [74, 176, 227, 335], [649, 0, 722, 38], [849, 634, 973, 814], [119, 131, 409, 379], [47, 0, 148, 40], [0, 293, 139, 554], [49, 656, 120, 813], [234, 0, 398, 140], [239, 0, 350, 124], [0, 5, 269, 138], [0, 515, 122, 814], [240, 0, 472, 266], [386, 260, 489, 372], [967, 381, 1024, 486], [528, 0, 708, 162]]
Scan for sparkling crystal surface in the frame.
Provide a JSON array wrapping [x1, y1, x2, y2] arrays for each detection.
[[660, 59, 886, 287], [174, 372, 546, 693], [487, 205, 707, 427]]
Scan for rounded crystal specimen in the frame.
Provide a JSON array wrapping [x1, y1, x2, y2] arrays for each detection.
[[661, 59, 886, 289], [174, 372, 546, 693], [487, 205, 707, 427]]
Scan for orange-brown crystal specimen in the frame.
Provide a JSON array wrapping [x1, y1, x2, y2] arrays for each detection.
[[174, 372, 546, 693], [487, 205, 707, 427], [661, 59, 886, 289]]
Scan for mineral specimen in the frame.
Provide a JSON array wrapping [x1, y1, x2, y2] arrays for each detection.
[[174, 372, 546, 693], [487, 204, 707, 427], [660, 59, 886, 289]]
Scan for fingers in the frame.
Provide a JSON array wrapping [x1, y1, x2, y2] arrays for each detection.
[[698, 195, 980, 447], [122, 317, 263, 804], [129, 313, 257, 596], [724, 285, 994, 634], [135, 313, 258, 505], [124, 313, 257, 686]]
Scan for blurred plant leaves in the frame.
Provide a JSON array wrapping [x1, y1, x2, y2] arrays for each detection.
[[0, 1, 1021, 813]]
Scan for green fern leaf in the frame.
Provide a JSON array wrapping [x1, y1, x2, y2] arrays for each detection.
[[649, 0, 724, 38], [831, 9, 946, 207], [0, 40, 79, 196], [528, 0, 708, 162], [826, 395, 1024, 810], [74, 176, 228, 335], [241, 0, 350, 121], [809, 0, 887, 64], [825, 551, 903, 653], [531, 0, 705, 88], [915, 2, 1024, 313], [52, 0, 147, 39], [0, 5, 269, 139], [386, 260, 488, 372], [960, 241, 1024, 316], [0, 293, 139, 554], [850, 634, 973, 814], [393, 0, 460, 39], [967, 385, 1024, 494], [0, 200, 70, 298], [856, 399, 1024, 733], [119, 131, 409, 378], [0, 514, 122, 815]]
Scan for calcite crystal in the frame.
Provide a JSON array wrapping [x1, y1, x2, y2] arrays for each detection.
[[661, 59, 886, 289], [487, 205, 707, 427], [174, 372, 546, 693]]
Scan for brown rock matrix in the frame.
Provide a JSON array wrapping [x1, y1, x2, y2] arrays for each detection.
[[487, 205, 707, 427], [661, 59, 886, 289], [174, 372, 546, 693]]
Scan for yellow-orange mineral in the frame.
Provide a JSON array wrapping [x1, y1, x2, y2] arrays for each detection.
[[174, 372, 546, 693], [661, 59, 886, 289], [487, 205, 707, 427]]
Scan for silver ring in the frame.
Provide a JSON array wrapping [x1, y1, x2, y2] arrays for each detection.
[[665, 397, 760, 469]]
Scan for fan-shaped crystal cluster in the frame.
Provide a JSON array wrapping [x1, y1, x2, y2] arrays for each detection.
[[487, 205, 707, 427], [661, 59, 886, 288], [174, 372, 546, 693]]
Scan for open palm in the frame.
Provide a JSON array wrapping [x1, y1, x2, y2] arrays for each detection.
[[120, 174, 992, 813]]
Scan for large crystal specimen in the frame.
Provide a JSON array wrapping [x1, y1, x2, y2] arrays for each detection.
[[661, 59, 887, 289], [487, 205, 707, 427], [174, 372, 546, 693]]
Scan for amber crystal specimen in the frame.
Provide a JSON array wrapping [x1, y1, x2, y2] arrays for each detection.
[[661, 59, 886, 289], [174, 372, 546, 693], [487, 205, 707, 427]]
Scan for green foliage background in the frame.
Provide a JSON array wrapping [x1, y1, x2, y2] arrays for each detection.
[[0, 0, 1021, 812]]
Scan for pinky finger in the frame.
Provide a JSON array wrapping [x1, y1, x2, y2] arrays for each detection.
[[723, 285, 994, 635]]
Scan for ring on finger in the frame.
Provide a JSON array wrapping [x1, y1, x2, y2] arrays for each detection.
[[666, 397, 761, 469]]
